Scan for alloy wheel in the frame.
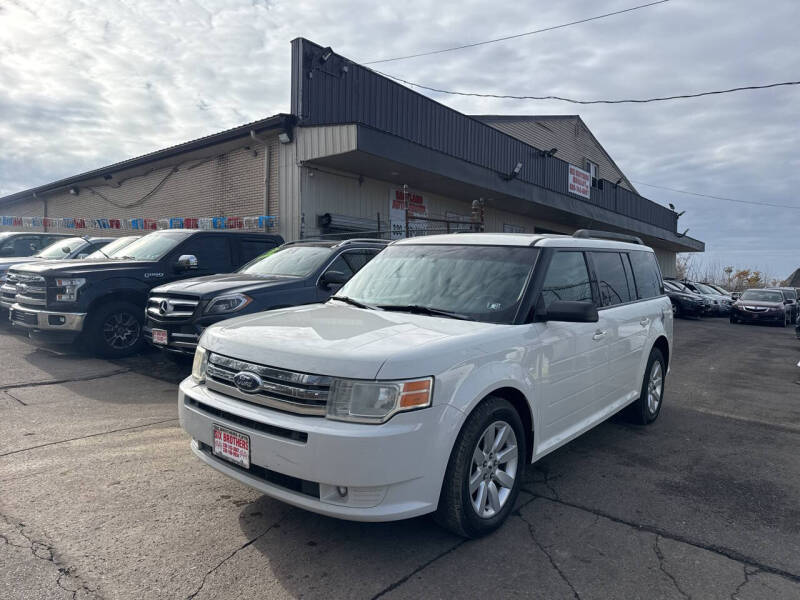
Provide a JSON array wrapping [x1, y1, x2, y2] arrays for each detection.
[[102, 311, 141, 350], [469, 421, 518, 518], [647, 361, 663, 415]]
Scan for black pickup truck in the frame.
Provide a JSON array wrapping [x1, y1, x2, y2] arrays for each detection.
[[144, 239, 388, 355], [7, 230, 283, 356]]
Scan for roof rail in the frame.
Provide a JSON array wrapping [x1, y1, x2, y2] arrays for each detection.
[[572, 229, 644, 245], [280, 238, 389, 247], [333, 238, 391, 247]]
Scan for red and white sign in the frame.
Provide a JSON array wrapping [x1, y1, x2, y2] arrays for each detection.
[[568, 165, 591, 200], [389, 189, 428, 239], [213, 425, 250, 468]]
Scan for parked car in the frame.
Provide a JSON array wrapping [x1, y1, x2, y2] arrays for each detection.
[[673, 280, 731, 315], [768, 287, 798, 323], [1, 236, 116, 308], [703, 283, 733, 298], [7, 230, 283, 357], [144, 239, 389, 356], [179, 230, 672, 537], [0, 232, 74, 282], [730, 289, 793, 326], [663, 279, 708, 317]]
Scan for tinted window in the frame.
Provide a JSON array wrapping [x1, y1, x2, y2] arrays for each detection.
[[328, 249, 381, 277], [629, 251, 662, 299], [238, 239, 280, 265], [590, 252, 632, 306], [178, 236, 231, 272], [540, 251, 593, 309], [324, 255, 355, 279], [239, 245, 333, 277]]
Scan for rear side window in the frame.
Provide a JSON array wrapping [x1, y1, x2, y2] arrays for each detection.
[[629, 251, 663, 299], [589, 252, 633, 306], [540, 251, 593, 309]]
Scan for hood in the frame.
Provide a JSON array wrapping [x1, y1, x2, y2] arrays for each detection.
[[0, 256, 41, 270], [201, 302, 503, 379], [151, 273, 302, 298], [736, 300, 784, 309], [10, 259, 152, 276]]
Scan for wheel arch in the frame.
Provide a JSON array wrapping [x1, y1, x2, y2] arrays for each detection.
[[652, 335, 670, 371], [87, 290, 148, 315], [469, 386, 534, 464]]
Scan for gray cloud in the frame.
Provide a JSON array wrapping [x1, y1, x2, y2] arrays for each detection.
[[0, 0, 798, 277]]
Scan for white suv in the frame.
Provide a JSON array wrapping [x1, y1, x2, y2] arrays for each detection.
[[179, 231, 672, 537]]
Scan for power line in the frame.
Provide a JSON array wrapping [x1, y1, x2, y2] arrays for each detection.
[[374, 73, 800, 104], [632, 181, 800, 210], [363, 0, 671, 64]]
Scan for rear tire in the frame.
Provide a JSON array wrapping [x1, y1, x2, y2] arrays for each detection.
[[87, 301, 144, 358], [627, 348, 666, 425], [435, 396, 525, 538]]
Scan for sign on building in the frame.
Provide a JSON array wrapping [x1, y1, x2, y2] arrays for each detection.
[[568, 164, 591, 200], [389, 188, 427, 239]]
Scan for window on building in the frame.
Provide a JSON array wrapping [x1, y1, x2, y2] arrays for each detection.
[[540, 251, 593, 310], [589, 252, 633, 306], [585, 159, 602, 189]]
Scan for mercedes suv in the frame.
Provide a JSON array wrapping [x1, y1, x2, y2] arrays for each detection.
[[179, 231, 672, 537]]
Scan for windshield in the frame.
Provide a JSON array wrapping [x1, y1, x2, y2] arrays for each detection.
[[694, 283, 719, 295], [113, 232, 190, 261], [87, 236, 140, 259], [336, 244, 538, 324], [666, 280, 690, 293], [740, 290, 784, 303], [35, 237, 87, 259], [239, 245, 333, 277]]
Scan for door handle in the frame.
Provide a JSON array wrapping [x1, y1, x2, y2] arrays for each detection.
[[592, 330, 607, 340], [640, 318, 650, 327]]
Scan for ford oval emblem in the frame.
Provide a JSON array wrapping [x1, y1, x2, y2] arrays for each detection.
[[233, 371, 262, 393]]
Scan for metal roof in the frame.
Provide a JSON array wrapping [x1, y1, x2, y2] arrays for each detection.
[[0, 113, 294, 206]]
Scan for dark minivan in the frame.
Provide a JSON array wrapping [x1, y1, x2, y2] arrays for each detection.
[[144, 239, 388, 355]]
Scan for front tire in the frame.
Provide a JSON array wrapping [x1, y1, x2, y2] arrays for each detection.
[[87, 301, 144, 358], [627, 348, 666, 425], [435, 397, 525, 538]]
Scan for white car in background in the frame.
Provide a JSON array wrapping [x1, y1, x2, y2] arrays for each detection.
[[180, 230, 672, 537]]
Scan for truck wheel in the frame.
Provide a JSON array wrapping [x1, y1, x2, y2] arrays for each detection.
[[435, 396, 524, 538], [88, 301, 144, 358], [627, 347, 666, 425]]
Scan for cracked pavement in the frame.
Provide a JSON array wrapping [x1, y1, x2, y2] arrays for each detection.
[[1, 318, 799, 599]]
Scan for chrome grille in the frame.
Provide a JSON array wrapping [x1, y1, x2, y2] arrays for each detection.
[[206, 352, 331, 416], [743, 306, 768, 313], [147, 295, 200, 320], [9, 273, 46, 308]]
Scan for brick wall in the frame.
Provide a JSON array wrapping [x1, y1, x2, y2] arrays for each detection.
[[0, 137, 279, 236]]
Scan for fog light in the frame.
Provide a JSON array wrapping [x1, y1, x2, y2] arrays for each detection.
[[48, 315, 66, 326], [336, 486, 348, 497]]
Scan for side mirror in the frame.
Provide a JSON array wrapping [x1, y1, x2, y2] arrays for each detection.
[[320, 270, 348, 288], [544, 300, 599, 323], [177, 254, 198, 270], [784, 299, 792, 305]]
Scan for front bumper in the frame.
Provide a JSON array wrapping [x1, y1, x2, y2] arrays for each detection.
[[9, 303, 87, 334], [731, 308, 784, 323], [179, 377, 462, 522]]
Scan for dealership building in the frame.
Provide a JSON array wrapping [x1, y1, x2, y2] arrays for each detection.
[[0, 37, 703, 276]]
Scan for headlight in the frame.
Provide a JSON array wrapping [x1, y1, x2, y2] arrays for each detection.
[[326, 377, 433, 424], [204, 293, 253, 315], [191, 346, 208, 383], [53, 278, 86, 302]]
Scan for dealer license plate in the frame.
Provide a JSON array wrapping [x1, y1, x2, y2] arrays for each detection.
[[151, 328, 168, 345], [213, 425, 250, 469]]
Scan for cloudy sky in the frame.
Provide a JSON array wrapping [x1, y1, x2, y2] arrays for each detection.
[[1, 0, 798, 277]]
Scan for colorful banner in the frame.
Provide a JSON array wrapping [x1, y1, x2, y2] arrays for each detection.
[[0, 215, 278, 231]]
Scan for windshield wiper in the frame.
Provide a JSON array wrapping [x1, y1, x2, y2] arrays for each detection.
[[375, 304, 474, 321], [330, 296, 377, 310]]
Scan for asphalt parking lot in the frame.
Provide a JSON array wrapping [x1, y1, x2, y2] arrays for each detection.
[[1, 317, 799, 600]]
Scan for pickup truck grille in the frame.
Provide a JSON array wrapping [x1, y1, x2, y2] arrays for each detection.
[[7, 273, 46, 308], [147, 295, 200, 321], [205, 353, 332, 416]]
